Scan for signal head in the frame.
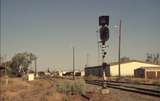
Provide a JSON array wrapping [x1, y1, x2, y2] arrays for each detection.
[[100, 26, 109, 43], [99, 16, 109, 26]]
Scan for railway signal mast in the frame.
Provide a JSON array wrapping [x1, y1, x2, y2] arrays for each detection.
[[98, 16, 110, 88]]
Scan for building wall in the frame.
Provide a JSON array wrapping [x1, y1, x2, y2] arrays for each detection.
[[157, 71, 160, 78], [134, 68, 145, 78], [81, 71, 85, 76], [145, 69, 160, 79], [110, 62, 160, 76]]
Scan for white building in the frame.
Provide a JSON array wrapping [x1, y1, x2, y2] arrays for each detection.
[[80, 70, 85, 76], [27, 73, 34, 81], [110, 60, 160, 76]]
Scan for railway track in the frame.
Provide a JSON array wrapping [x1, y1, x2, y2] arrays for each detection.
[[85, 80, 160, 97]]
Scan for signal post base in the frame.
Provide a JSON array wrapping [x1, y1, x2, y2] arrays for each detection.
[[101, 88, 110, 95]]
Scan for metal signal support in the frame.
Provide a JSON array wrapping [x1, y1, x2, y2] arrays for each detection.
[[98, 16, 110, 88]]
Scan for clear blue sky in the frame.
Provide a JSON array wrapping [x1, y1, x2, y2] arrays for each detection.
[[1, 0, 160, 71]]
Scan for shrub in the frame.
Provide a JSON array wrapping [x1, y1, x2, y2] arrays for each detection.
[[56, 79, 86, 95]]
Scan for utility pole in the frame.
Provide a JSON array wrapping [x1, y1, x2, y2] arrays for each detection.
[[4, 55, 8, 87], [118, 20, 122, 77], [96, 30, 100, 65], [86, 53, 90, 67], [34, 58, 37, 77], [73, 47, 75, 80], [0, 0, 1, 65]]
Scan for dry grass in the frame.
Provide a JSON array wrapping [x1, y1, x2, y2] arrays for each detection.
[[0, 77, 88, 101], [1, 77, 159, 101], [56, 79, 86, 95], [0, 77, 53, 101]]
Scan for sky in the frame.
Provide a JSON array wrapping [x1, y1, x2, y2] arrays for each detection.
[[1, 0, 160, 71]]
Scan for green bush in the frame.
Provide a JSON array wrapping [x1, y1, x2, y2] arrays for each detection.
[[56, 79, 86, 95]]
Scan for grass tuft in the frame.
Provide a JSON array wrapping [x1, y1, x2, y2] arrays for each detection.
[[56, 79, 86, 95]]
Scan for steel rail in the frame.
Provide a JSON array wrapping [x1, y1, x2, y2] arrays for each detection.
[[85, 80, 160, 97]]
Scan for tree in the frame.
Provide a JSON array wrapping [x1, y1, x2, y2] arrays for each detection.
[[146, 53, 159, 64], [1, 60, 12, 75], [153, 53, 159, 64], [146, 53, 153, 63], [10, 52, 37, 76], [120, 57, 130, 62], [0, 56, 2, 64]]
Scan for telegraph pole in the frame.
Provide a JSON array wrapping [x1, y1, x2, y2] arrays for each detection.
[[73, 47, 75, 80], [0, 0, 1, 65], [118, 20, 122, 77], [34, 58, 37, 77], [96, 30, 100, 65], [86, 53, 90, 67]]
